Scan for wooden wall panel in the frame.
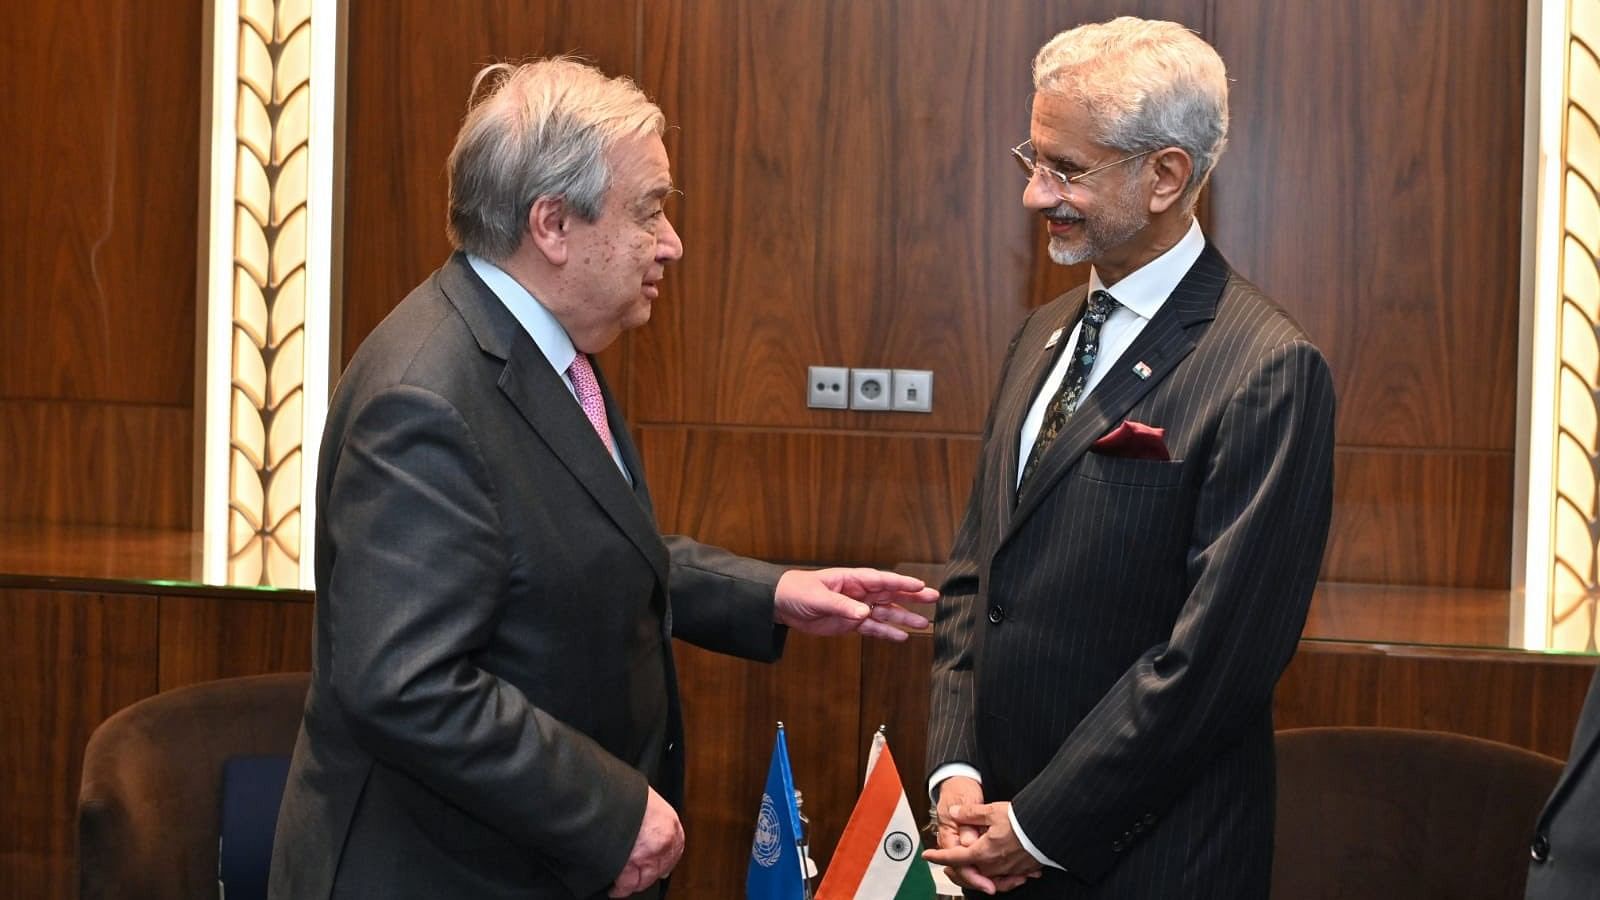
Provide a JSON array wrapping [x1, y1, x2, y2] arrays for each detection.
[[636, 426, 978, 565], [1275, 647, 1599, 761], [673, 634, 862, 897], [860, 630, 937, 823], [157, 594, 313, 690], [0, 400, 193, 530], [340, 0, 641, 367], [0, 588, 159, 900], [633, 0, 1202, 437], [0, 0, 202, 530], [0, 0, 202, 406], [1210, 0, 1525, 453], [1323, 449, 1515, 588]]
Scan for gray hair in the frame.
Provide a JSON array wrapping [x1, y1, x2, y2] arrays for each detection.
[[447, 57, 665, 260], [1033, 17, 1228, 210]]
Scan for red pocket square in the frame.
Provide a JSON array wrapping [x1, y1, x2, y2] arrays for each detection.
[[1090, 420, 1170, 460]]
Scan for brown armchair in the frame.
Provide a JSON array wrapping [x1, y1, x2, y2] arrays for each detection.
[[77, 672, 309, 900], [1272, 726, 1562, 900]]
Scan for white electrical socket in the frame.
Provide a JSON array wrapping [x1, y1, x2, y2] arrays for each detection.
[[807, 366, 849, 409], [850, 368, 892, 411], [892, 369, 933, 412]]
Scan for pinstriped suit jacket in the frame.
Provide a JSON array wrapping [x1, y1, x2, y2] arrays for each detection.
[[928, 243, 1336, 898]]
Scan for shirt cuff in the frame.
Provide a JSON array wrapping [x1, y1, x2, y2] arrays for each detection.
[[927, 763, 983, 801], [1008, 806, 1065, 871]]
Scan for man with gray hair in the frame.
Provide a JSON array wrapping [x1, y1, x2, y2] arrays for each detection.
[[269, 58, 935, 900], [923, 18, 1335, 897]]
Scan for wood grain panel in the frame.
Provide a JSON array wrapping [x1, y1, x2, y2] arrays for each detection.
[[157, 594, 313, 690], [1302, 582, 1518, 649], [636, 425, 979, 565], [672, 634, 861, 897], [634, 0, 1205, 435], [633, 0, 832, 427], [340, 0, 640, 366], [1210, 0, 1525, 451], [860, 629, 936, 822], [1275, 645, 1599, 760], [0, 588, 159, 900], [0, 0, 201, 406], [0, 399, 193, 530], [0, 523, 203, 584], [1324, 448, 1514, 589]]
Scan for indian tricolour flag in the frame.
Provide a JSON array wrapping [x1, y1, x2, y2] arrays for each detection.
[[815, 730, 936, 900]]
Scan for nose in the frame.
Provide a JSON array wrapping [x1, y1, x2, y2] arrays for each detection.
[[657, 214, 684, 262], [1022, 170, 1062, 211]]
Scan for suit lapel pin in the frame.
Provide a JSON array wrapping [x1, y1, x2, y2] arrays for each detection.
[[1133, 361, 1153, 380], [1044, 327, 1064, 349]]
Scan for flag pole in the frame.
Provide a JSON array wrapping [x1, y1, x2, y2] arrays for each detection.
[[781, 721, 816, 900]]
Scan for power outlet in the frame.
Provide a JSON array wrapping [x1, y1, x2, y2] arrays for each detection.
[[892, 369, 933, 412], [850, 368, 892, 411], [807, 366, 849, 409]]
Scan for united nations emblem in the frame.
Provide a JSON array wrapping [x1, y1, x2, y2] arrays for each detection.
[[883, 830, 913, 861], [752, 793, 783, 867]]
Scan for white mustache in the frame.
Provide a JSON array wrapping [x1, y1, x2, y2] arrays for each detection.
[[1043, 204, 1083, 224]]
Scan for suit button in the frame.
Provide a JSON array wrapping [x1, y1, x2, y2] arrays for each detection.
[[1531, 833, 1551, 862], [1143, 813, 1156, 826], [1111, 839, 1124, 853], [987, 606, 1005, 624], [665, 741, 677, 756]]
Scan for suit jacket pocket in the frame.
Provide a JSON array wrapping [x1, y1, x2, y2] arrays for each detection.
[[1079, 452, 1185, 487]]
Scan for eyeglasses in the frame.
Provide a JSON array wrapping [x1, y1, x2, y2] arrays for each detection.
[[1011, 139, 1155, 195]]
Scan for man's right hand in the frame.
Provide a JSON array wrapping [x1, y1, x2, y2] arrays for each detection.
[[609, 787, 684, 898], [934, 776, 997, 894], [932, 776, 1035, 894]]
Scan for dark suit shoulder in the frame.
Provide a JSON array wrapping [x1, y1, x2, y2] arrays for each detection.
[[339, 271, 490, 405]]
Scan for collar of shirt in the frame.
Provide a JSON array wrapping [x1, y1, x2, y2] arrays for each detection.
[[466, 253, 578, 389], [466, 254, 633, 482], [1087, 217, 1207, 321]]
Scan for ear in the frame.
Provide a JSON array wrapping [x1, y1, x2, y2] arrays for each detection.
[[1147, 148, 1194, 215], [526, 195, 569, 266]]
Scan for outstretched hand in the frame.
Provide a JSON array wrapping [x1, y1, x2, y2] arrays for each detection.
[[773, 567, 937, 641]]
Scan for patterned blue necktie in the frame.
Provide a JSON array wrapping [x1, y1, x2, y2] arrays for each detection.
[[1020, 289, 1120, 490]]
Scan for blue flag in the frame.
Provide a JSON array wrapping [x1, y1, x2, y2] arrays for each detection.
[[747, 724, 807, 900]]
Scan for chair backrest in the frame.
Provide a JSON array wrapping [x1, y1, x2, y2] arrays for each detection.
[[1272, 726, 1562, 900], [77, 672, 309, 900]]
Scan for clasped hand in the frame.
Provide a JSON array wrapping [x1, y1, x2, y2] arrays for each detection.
[[922, 777, 1042, 895], [773, 567, 937, 641]]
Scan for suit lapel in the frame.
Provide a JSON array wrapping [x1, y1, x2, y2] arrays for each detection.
[[438, 254, 669, 587], [1007, 243, 1229, 537], [997, 289, 1087, 523]]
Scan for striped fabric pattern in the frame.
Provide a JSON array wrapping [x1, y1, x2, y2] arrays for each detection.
[[927, 243, 1337, 898]]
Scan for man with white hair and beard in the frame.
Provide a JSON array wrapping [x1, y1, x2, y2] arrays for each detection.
[[923, 18, 1336, 897]]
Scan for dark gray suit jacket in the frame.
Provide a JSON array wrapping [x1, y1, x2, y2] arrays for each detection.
[[1527, 669, 1600, 898], [269, 254, 786, 900], [928, 244, 1336, 898]]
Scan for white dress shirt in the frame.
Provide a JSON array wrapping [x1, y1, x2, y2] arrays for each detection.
[[932, 218, 1207, 870], [1015, 218, 1206, 485], [467, 254, 631, 481]]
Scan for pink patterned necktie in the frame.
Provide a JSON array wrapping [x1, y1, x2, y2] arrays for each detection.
[[566, 354, 615, 454]]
